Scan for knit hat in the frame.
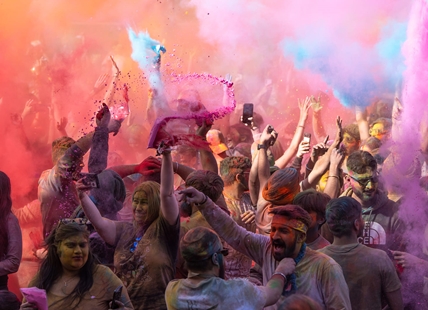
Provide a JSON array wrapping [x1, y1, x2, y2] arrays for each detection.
[[262, 167, 300, 205], [181, 227, 224, 262]]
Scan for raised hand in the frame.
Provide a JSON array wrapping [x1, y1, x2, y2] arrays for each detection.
[[297, 96, 314, 122], [93, 73, 110, 94], [296, 140, 310, 158], [179, 186, 207, 206], [260, 124, 278, 147], [310, 95, 322, 112], [332, 116, 343, 148], [96, 103, 111, 128], [56, 116, 68, 132]]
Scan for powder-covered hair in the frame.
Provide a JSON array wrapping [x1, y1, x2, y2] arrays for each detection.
[[185, 170, 224, 202], [346, 150, 377, 174], [343, 123, 361, 141], [326, 197, 362, 238], [293, 189, 331, 221], [219, 156, 251, 186]]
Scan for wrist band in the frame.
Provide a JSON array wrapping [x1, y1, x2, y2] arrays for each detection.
[[298, 125, 304, 128], [272, 272, 287, 283], [328, 175, 340, 180], [195, 194, 208, 206], [257, 144, 266, 150]]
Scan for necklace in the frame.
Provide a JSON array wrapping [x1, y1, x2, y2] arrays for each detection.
[[61, 275, 78, 294]]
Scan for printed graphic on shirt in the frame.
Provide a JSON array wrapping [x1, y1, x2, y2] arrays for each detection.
[[358, 221, 387, 245]]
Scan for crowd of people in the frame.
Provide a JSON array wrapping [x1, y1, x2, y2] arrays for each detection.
[[1, 43, 428, 310]]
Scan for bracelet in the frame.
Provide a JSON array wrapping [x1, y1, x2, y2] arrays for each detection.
[[195, 194, 208, 206], [328, 175, 340, 180], [257, 144, 266, 150], [305, 165, 313, 171], [298, 125, 304, 128], [272, 272, 288, 283]]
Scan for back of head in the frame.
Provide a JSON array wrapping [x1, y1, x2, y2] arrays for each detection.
[[206, 129, 228, 155], [180, 227, 223, 272], [325, 197, 362, 238], [278, 294, 322, 310], [51, 136, 75, 165], [263, 168, 300, 205], [90, 169, 126, 217], [293, 189, 330, 220], [0, 290, 20, 310], [185, 170, 224, 202], [346, 150, 377, 174], [232, 143, 252, 159], [220, 156, 251, 186], [269, 205, 312, 230]]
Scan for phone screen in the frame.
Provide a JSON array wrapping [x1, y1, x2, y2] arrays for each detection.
[[242, 103, 254, 126], [303, 133, 311, 143]]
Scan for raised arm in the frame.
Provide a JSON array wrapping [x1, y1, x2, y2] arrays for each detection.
[[311, 95, 328, 143], [179, 186, 269, 266], [356, 106, 370, 141], [323, 148, 344, 198], [160, 149, 179, 225], [257, 125, 278, 202], [196, 120, 218, 174], [78, 190, 117, 245], [274, 96, 312, 168]]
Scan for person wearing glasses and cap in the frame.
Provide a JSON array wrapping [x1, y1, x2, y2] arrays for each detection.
[[165, 226, 297, 310], [343, 150, 405, 252]]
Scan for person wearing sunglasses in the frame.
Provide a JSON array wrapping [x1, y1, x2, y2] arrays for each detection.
[[78, 147, 179, 310], [344, 150, 404, 252], [20, 220, 133, 310], [165, 227, 298, 310]]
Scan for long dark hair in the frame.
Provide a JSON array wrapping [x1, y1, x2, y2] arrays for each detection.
[[35, 222, 96, 309], [0, 171, 12, 256]]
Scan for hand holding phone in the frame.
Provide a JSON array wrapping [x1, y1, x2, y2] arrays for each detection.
[[241, 103, 254, 127], [303, 133, 311, 144], [110, 285, 123, 309]]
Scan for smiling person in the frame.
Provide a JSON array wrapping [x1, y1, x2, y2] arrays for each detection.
[[20, 220, 132, 310], [344, 150, 405, 251], [179, 186, 351, 310], [78, 148, 180, 310]]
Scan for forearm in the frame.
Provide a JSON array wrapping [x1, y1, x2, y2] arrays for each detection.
[[324, 165, 341, 198], [197, 198, 264, 262], [109, 165, 138, 178], [173, 162, 195, 182], [249, 152, 259, 206], [312, 111, 327, 143], [75, 131, 95, 154], [259, 275, 285, 306], [385, 289, 404, 310], [160, 153, 179, 224], [88, 127, 109, 173], [356, 106, 370, 141], [199, 150, 218, 174], [275, 125, 304, 168], [290, 156, 303, 171], [79, 193, 116, 245], [257, 148, 270, 191]]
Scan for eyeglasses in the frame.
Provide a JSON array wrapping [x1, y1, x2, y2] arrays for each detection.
[[348, 172, 379, 188], [217, 248, 229, 257], [130, 236, 142, 253]]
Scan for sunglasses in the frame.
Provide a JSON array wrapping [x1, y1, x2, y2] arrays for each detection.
[[348, 172, 379, 188]]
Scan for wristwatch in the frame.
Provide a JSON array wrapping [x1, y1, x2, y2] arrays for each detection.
[[257, 144, 266, 150]]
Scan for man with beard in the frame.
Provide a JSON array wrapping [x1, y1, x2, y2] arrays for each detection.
[[38, 105, 120, 237], [344, 150, 405, 251], [165, 226, 297, 310], [319, 197, 403, 310], [179, 187, 351, 310]]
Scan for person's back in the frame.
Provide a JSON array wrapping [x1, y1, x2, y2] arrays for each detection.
[[320, 196, 402, 310], [319, 243, 400, 310]]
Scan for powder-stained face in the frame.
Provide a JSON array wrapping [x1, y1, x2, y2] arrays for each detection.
[[57, 234, 89, 272], [342, 132, 359, 156], [348, 168, 378, 204], [270, 215, 301, 261], [370, 123, 389, 141], [133, 191, 149, 225]]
